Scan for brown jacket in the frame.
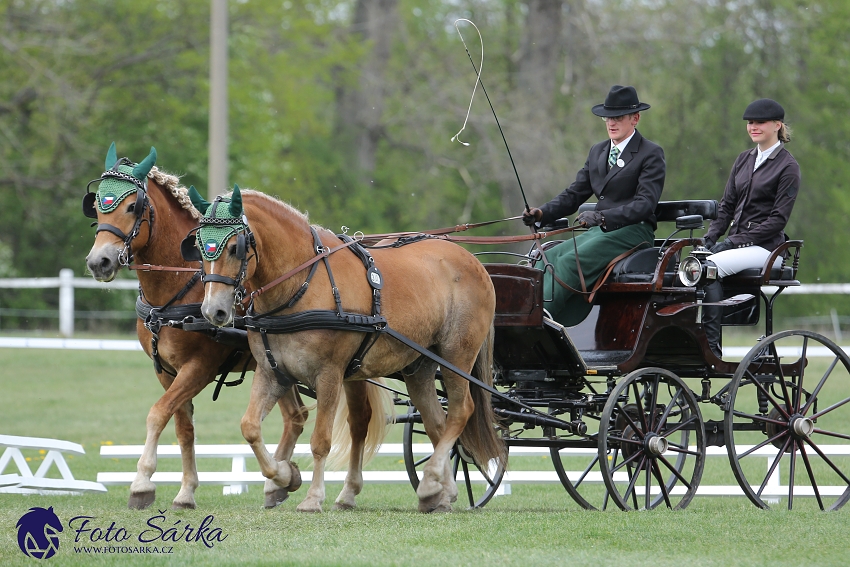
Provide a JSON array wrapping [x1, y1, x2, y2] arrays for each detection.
[[706, 144, 800, 251]]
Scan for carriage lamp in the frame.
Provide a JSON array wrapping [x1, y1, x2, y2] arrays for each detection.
[[677, 254, 718, 287]]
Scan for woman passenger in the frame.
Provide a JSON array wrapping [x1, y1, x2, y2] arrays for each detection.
[[701, 98, 801, 358]]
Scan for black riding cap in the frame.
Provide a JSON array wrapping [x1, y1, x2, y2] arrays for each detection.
[[591, 85, 651, 117], [742, 98, 785, 121]]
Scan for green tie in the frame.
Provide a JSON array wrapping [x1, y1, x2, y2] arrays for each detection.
[[608, 146, 620, 169]]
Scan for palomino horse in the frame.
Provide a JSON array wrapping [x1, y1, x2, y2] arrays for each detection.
[[83, 144, 314, 509], [194, 186, 505, 512]]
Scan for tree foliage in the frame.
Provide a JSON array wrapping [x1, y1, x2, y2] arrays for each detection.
[[1, 0, 849, 326]]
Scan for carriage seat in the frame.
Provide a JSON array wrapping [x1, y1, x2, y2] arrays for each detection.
[[568, 200, 719, 285]]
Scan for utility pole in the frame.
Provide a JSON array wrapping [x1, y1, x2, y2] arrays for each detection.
[[208, 0, 228, 199]]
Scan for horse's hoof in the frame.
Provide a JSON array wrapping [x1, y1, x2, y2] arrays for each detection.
[[418, 491, 450, 513], [128, 491, 155, 510], [264, 488, 290, 509], [332, 501, 355, 511], [296, 500, 323, 513], [171, 500, 196, 510], [288, 462, 302, 492]]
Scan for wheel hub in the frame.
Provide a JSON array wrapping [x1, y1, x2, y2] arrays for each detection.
[[645, 433, 668, 456], [790, 414, 814, 438]]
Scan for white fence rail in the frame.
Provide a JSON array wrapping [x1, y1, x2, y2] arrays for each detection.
[[0, 270, 849, 338], [98, 443, 849, 500]]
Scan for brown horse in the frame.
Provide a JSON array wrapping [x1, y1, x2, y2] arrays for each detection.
[[195, 187, 505, 512], [83, 145, 313, 509]]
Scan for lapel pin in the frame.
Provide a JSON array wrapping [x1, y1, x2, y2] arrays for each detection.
[[616, 158, 625, 168]]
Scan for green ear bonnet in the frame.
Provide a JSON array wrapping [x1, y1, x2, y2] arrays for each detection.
[[196, 185, 249, 262], [95, 144, 157, 213]]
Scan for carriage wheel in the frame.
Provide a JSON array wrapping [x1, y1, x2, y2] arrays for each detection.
[[550, 408, 615, 510], [402, 406, 506, 509], [724, 330, 850, 510], [598, 368, 706, 510]]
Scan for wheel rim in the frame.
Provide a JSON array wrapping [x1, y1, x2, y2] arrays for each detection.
[[599, 368, 706, 510], [724, 330, 850, 511]]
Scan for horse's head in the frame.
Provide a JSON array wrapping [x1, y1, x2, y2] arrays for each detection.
[[188, 185, 257, 326], [84, 143, 157, 281]]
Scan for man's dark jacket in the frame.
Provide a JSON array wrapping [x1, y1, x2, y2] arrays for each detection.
[[539, 129, 666, 231], [705, 144, 800, 252]]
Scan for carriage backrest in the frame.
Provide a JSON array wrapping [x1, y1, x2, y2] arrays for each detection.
[[576, 199, 718, 223]]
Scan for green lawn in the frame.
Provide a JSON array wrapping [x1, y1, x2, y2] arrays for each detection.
[[1, 342, 850, 566]]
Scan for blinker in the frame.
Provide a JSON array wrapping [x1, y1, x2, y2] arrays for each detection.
[[181, 233, 202, 262]]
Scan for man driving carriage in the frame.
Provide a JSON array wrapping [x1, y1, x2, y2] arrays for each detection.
[[522, 85, 666, 326]]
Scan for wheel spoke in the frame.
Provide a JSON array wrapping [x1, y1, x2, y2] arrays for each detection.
[[803, 438, 850, 485], [738, 430, 788, 459], [801, 356, 840, 415], [665, 443, 701, 457], [811, 395, 850, 420], [770, 342, 795, 413], [413, 454, 431, 468], [644, 462, 652, 509], [660, 415, 697, 438], [757, 436, 791, 499], [657, 453, 692, 489], [812, 428, 850, 442], [731, 409, 786, 426], [574, 454, 601, 488], [460, 458, 474, 508], [648, 374, 661, 432], [788, 439, 797, 510], [654, 386, 684, 434], [607, 435, 644, 447], [745, 369, 791, 419], [611, 447, 645, 473], [794, 337, 809, 412], [651, 460, 673, 509], [622, 455, 646, 507], [798, 443, 825, 511], [631, 381, 650, 432], [617, 410, 647, 443]]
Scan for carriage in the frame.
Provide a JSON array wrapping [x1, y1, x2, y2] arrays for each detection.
[[84, 146, 850, 513], [399, 199, 850, 512]]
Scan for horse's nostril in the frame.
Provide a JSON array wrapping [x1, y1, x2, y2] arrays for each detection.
[[215, 310, 228, 324], [100, 257, 112, 270]]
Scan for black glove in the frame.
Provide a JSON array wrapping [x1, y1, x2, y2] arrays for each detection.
[[710, 239, 734, 254], [703, 238, 715, 250], [522, 207, 543, 227], [575, 210, 604, 228]]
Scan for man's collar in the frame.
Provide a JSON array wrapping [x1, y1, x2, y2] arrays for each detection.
[[611, 130, 637, 153]]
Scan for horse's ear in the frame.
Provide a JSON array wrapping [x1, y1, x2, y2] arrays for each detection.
[[188, 185, 211, 215], [229, 184, 243, 217], [105, 142, 117, 170], [132, 147, 157, 180]]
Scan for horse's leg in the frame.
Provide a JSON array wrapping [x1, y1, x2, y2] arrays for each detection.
[[404, 361, 458, 512], [264, 387, 309, 508], [171, 399, 200, 509], [129, 364, 211, 510], [297, 371, 344, 513], [241, 369, 295, 497], [333, 380, 371, 510]]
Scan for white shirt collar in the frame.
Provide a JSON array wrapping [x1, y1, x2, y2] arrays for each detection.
[[754, 140, 781, 170], [611, 131, 636, 154]]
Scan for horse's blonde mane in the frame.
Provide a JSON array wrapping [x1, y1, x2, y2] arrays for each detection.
[[148, 166, 201, 220], [239, 189, 313, 226]]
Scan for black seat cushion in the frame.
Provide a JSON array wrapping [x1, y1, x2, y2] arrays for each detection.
[[729, 266, 795, 281], [611, 247, 677, 284]]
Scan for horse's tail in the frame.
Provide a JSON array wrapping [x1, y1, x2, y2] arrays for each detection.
[[459, 322, 507, 469], [327, 378, 394, 470]]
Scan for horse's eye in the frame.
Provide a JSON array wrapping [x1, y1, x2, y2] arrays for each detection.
[[127, 202, 135, 213], [228, 243, 238, 256]]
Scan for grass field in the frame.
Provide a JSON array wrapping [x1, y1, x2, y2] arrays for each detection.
[[2, 338, 850, 566]]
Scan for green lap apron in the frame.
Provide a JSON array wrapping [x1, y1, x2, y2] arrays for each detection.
[[541, 222, 655, 326]]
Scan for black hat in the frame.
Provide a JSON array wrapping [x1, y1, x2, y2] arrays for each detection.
[[591, 85, 651, 117], [742, 98, 785, 121]]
